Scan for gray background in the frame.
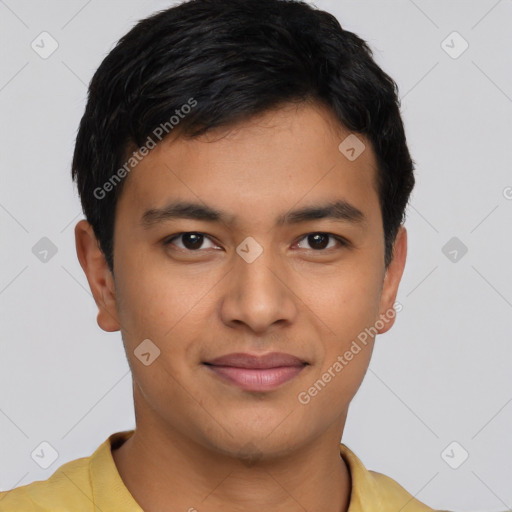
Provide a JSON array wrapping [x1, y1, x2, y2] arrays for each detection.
[[0, 0, 511, 510]]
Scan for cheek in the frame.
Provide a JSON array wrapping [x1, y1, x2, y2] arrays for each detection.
[[298, 257, 382, 406], [300, 346, 373, 428], [299, 258, 383, 340], [297, 282, 379, 419], [114, 251, 218, 350]]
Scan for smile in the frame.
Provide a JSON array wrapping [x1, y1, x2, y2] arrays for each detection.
[[204, 365, 306, 392], [203, 352, 308, 392]]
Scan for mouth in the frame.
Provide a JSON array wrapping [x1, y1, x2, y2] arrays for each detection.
[[202, 352, 309, 392]]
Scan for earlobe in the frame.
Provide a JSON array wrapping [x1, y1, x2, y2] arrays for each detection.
[[74, 219, 121, 333], [97, 271, 120, 332], [376, 226, 407, 335]]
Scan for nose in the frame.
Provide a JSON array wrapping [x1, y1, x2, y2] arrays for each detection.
[[220, 241, 299, 335]]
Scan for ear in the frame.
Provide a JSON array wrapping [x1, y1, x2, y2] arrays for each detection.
[[376, 226, 407, 334], [74, 219, 120, 332]]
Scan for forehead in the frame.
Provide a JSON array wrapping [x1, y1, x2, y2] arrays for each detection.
[[116, 102, 380, 230]]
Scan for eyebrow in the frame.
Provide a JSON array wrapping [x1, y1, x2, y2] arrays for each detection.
[[140, 199, 366, 228]]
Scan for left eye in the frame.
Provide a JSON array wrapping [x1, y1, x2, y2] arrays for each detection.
[[295, 232, 346, 251]]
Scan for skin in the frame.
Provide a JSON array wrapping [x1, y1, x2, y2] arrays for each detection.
[[75, 101, 407, 512]]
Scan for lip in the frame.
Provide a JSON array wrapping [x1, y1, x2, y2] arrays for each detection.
[[203, 352, 308, 392]]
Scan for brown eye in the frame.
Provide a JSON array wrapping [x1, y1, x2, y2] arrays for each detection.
[[164, 232, 218, 251], [296, 233, 347, 251]]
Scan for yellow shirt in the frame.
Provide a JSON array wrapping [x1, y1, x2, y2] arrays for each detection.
[[0, 430, 440, 511]]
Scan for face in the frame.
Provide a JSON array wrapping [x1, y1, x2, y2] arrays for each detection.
[[76, 101, 407, 460]]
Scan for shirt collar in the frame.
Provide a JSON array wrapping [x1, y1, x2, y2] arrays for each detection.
[[339, 442, 382, 511], [89, 429, 142, 511]]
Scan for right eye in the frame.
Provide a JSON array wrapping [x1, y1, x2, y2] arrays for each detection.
[[163, 232, 221, 252]]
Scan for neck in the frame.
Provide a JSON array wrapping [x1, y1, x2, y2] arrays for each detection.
[[112, 392, 351, 512], [113, 427, 351, 512]]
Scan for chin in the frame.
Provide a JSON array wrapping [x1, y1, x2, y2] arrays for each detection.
[[196, 421, 309, 462]]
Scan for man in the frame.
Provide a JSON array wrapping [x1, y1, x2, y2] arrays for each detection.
[[0, 0, 446, 510]]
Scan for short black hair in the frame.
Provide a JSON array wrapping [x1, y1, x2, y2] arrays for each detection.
[[71, 0, 415, 272]]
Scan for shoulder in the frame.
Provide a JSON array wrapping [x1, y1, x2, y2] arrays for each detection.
[[0, 431, 135, 512], [368, 469, 437, 511], [340, 443, 448, 511], [370, 471, 456, 512], [0, 452, 93, 511]]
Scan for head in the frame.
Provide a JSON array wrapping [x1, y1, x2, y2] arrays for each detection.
[[73, 0, 413, 459]]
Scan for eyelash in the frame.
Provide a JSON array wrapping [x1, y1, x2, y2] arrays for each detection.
[[163, 232, 350, 253]]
